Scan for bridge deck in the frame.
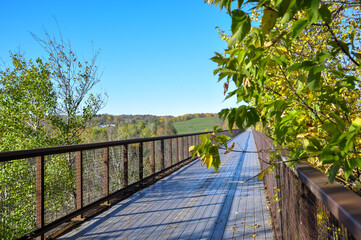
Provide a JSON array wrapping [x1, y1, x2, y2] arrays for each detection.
[[58, 131, 273, 239]]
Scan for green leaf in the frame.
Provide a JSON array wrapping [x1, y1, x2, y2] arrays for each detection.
[[319, 4, 331, 24], [329, 113, 346, 131], [228, 108, 237, 132], [219, 108, 229, 120], [229, 10, 251, 46], [307, 67, 322, 90], [322, 122, 338, 136], [288, 62, 302, 72], [344, 161, 352, 181], [306, 0, 319, 23], [261, 9, 277, 34], [291, 18, 308, 39], [210, 52, 226, 65], [212, 155, 221, 171], [315, 51, 331, 63], [309, 137, 322, 151], [200, 133, 210, 144], [349, 157, 361, 169], [216, 134, 231, 148], [328, 162, 340, 183], [278, 0, 295, 18]]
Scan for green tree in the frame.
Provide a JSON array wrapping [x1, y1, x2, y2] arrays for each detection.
[[195, 0, 361, 183], [0, 54, 56, 151], [0, 54, 68, 239], [1, 29, 106, 237]]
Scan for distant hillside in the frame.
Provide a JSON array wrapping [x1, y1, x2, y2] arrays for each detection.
[[173, 116, 223, 134], [90, 113, 218, 127]]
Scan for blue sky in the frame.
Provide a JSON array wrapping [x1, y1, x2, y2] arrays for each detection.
[[0, 0, 239, 116]]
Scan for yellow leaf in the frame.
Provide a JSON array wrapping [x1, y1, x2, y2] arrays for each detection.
[[296, 133, 307, 138], [189, 145, 195, 152], [206, 155, 213, 169], [257, 171, 265, 180], [352, 117, 361, 127]]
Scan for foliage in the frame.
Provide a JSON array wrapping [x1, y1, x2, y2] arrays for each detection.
[[190, 126, 233, 171], [202, 0, 361, 183], [0, 54, 56, 151], [0, 54, 73, 239], [1, 29, 105, 238], [83, 120, 177, 143]]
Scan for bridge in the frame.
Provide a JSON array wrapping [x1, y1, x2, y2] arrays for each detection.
[[2, 129, 361, 239], [57, 130, 273, 239]]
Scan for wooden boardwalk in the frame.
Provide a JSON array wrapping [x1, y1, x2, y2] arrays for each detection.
[[58, 131, 273, 239]]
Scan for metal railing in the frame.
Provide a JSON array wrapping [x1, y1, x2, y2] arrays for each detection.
[[0, 129, 241, 239], [252, 129, 361, 240]]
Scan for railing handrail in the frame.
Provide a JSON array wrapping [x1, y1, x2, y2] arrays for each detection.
[[0, 130, 225, 163], [252, 129, 361, 240], [295, 164, 361, 239]]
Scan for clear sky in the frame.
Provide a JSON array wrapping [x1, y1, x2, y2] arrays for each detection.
[[0, 0, 239, 116]]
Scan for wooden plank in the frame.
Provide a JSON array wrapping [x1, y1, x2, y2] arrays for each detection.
[[180, 150, 238, 239], [122, 166, 205, 239], [89, 160, 203, 239], [180, 133, 251, 239]]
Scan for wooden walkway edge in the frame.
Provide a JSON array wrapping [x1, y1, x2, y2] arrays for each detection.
[[58, 130, 273, 239]]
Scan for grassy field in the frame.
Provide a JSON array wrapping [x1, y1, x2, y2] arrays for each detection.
[[173, 116, 222, 134]]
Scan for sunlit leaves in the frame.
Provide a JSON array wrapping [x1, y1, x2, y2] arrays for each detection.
[[307, 66, 323, 90], [261, 9, 277, 34], [229, 10, 251, 46], [219, 106, 260, 132], [291, 19, 308, 40], [206, 0, 361, 184], [190, 129, 231, 171]]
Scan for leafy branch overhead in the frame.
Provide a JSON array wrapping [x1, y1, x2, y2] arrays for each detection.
[[189, 126, 233, 171], [204, 0, 361, 183]]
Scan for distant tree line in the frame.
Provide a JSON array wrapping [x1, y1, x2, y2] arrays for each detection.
[[90, 113, 218, 127], [83, 120, 177, 143]]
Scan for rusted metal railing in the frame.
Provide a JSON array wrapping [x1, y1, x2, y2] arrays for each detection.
[[252, 129, 361, 240], [1, 129, 242, 240]]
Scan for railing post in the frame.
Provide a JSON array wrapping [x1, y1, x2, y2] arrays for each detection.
[[161, 140, 165, 170], [104, 147, 109, 204], [151, 141, 155, 174], [76, 151, 83, 219], [185, 136, 189, 158], [139, 142, 143, 180], [36, 156, 44, 240], [168, 138, 172, 166], [181, 137, 184, 160], [123, 144, 128, 187], [176, 137, 179, 163]]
